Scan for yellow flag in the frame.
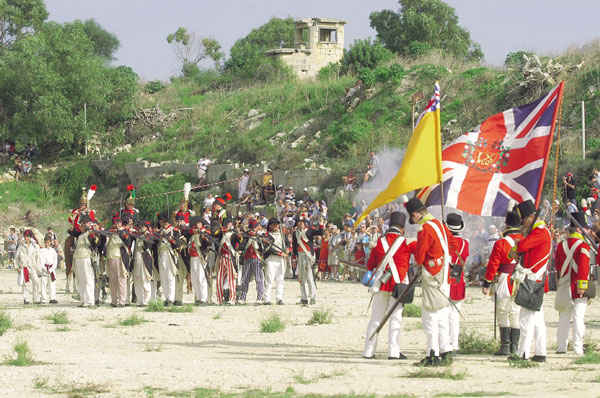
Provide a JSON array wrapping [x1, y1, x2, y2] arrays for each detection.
[[355, 103, 442, 225]]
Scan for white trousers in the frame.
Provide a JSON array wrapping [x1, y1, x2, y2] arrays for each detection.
[[557, 297, 588, 354], [40, 274, 56, 302], [297, 252, 316, 300], [497, 296, 520, 328], [74, 257, 95, 306], [158, 251, 176, 302], [448, 300, 462, 351], [363, 291, 403, 358], [516, 306, 546, 359], [190, 256, 208, 302], [422, 306, 451, 356], [22, 268, 40, 303], [151, 279, 159, 302], [263, 256, 285, 303], [133, 253, 152, 306]]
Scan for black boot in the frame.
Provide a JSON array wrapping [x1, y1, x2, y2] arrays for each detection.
[[494, 327, 511, 356], [440, 351, 453, 365], [510, 328, 520, 355], [223, 290, 230, 303], [414, 349, 440, 367]]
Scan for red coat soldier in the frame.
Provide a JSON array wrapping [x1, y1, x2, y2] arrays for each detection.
[[446, 213, 469, 352]]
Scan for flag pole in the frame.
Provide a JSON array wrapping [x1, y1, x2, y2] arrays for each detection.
[[438, 82, 446, 222], [551, 88, 564, 228]]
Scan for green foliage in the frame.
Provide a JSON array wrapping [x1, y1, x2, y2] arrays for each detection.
[[318, 62, 341, 81], [167, 27, 224, 73], [358, 67, 376, 86], [587, 137, 600, 150], [0, 0, 48, 48], [260, 313, 286, 333], [0, 20, 138, 151], [329, 117, 373, 152], [573, 351, 600, 364], [118, 313, 146, 326], [504, 51, 535, 67], [435, 393, 510, 397], [307, 307, 333, 325], [145, 301, 194, 313], [459, 330, 499, 354], [81, 18, 119, 60], [136, 174, 192, 221], [52, 161, 95, 204], [145, 80, 166, 94], [403, 303, 421, 318], [225, 17, 295, 81], [55, 326, 70, 332], [44, 311, 69, 325], [4, 340, 35, 366], [508, 356, 538, 368], [0, 312, 12, 336], [370, 0, 483, 61], [341, 38, 394, 74], [405, 368, 467, 380], [328, 198, 352, 227]]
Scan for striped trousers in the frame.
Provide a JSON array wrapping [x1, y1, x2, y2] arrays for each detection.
[[239, 257, 264, 301], [216, 254, 236, 304]]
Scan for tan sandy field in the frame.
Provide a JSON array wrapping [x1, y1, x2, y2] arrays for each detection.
[[0, 268, 599, 398]]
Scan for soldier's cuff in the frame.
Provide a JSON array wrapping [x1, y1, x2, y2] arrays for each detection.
[[577, 280, 588, 290]]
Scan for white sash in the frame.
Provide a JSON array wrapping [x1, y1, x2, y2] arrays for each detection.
[[295, 229, 315, 263], [555, 239, 582, 312], [370, 235, 406, 293]]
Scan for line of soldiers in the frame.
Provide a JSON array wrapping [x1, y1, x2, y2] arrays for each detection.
[[62, 186, 327, 308], [362, 197, 593, 365]]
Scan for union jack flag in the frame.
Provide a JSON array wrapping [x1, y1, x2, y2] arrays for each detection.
[[415, 81, 440, 127], [417, 82, 564, 217]]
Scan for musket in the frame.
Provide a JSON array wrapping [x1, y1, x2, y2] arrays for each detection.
[[554, 199, 599, 254], [240, 231, 285, 254], [338, 258, 368, 271], [369, 267, 422, 341], [90, 228, 113, 238], [129, 232, 159, 243]]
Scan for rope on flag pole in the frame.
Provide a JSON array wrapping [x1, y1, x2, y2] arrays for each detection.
[[551, 89, 564, 228]]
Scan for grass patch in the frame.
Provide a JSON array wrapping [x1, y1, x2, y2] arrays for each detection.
[[404, 321, 422, 332], [403, 303, 421, 318], [405, 368, 467, 380], [144, 343, 163, 352], [307, 306, 333, 325], [591, 374, 600, 383], [145, 301, 194, 313], [45, 311, 69, 325], [260, 313, 286, 333], [4, 340, 36, 366], [292, 370, 345, 385], [573, 351, 600, 364], [508, 357, 538, 368], [435, 393, 510, 397], [0, 311, 12, 335], [584, 338, 599, 353], [119, 313, 146, 326], [459, 330, 499, 354], [56, 326, 70, 332]]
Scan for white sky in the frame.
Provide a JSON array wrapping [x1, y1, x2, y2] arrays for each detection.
[[45, 0, 600, 80]]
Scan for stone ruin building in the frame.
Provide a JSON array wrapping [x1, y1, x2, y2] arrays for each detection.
[[265, 17, 347, 79]]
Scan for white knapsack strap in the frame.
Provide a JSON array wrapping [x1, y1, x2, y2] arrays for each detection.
[[426, 220, 450, 286], [560, 239, 582, 279], [380, 236, 405, 284], [296, 230, 315, 263]]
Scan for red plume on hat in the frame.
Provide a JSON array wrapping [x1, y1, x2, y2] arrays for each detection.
[[87, 185, 97, 202], [224, 192, 232, 202]]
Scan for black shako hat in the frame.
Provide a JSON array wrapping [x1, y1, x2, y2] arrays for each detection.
[[389, 211, 406, 228], [570, 212, 590, 229], [516, 200, 536, 220], [267, 217, 281, 228], [405, 197, 426, 224], [446, 213, 464, 233], [504, 210, 521, 228]]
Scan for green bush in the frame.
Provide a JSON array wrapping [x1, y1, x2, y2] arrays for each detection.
[[0, 312, 11, 336], [403, 303, 421, 318], [307, 307, 333, 325], [4, 340, 35, 366], [374, 66, 390, 83], [145, 80, 166, 94], [136, 174, 192, 221], [328, 198, 351, 227], [459, 330, 499, 354], [44, 311, 69, 325], [52, 161, 95, 204], [358, 67, 376, 86], [341, 38, 394, 74], [318, 62, 341, 81], [118, 314, 146, 327], [260, 313, 286, 333]]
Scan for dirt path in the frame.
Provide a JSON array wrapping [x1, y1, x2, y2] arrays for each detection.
[[0, 268, 599, 397]]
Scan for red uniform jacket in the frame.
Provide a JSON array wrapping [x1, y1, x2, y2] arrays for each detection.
[[516, 222, 551, 292], [366, 232, 411, 293], [414, 218, 457, 276], [449, 236, 469, 301], [554, 235, 590, 299], [484, 232, 523, 294], [69, 209, 96, 232]]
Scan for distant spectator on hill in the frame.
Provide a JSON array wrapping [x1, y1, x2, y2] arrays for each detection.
[[342, 170, 357, 191], [363, 151, 379, 184], [238, 169, 250, 201], [301, 188, 312, 203], [263, 180, 276, 203], [203, 193, 215, 209], [285, 187, 296, 202], [13, 154, 22, 181], [25, 144, 35, 158], [563, 172, 576, 202], [22, 156, 32, 177], [196, 155, 211, 185]]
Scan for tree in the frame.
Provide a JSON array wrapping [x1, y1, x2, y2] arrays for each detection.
[[341, 38, 394, 74], [224, 17, 295, 74], [166, 27, 223, 73], [80, 19, 119, 60], [0, 21, 137, 152], [369, 0, 483, 61], [0, 0, 48, 48]]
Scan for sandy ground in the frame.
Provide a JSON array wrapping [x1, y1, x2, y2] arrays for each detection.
[[0, 267, 599, 398]]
